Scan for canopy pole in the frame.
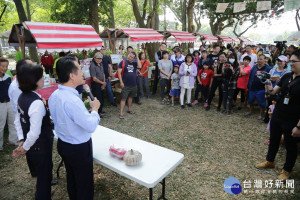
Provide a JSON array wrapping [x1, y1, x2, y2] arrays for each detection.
[[143, 43, 147, 60], [14, 24, 25, 58], [107, 29, 114, 53], [112, 30, 117, 54]]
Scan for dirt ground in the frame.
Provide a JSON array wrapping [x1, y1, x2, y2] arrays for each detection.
[[0, 95, 300, 200]]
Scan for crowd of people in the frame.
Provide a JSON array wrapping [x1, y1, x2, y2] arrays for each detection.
[[0, 41, 299, 199]]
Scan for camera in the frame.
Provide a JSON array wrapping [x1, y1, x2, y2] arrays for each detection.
[[274, 41, 287, 54], [257, 71, 271, 85]]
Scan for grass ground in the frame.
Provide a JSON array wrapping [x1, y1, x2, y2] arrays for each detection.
[[0, 94, 299, 200]]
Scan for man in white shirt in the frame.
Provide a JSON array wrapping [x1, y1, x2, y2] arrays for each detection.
[[49, 56, 100, 200], [240, 45, 258, 67]]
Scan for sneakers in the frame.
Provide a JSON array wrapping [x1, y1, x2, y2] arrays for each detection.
[[216, 107, 221, 112], [227, 110, 231, 116], [258, 115, 263, 120], [161, 100, 165, 105], [278, 169, 291, 181], [245, 112, 251, 116], [205, 105, 210, 111], [221, 110, 227, 114], [166, 99, 170, 105], [255, 160, 275, 169], [192, 100, 198, 105], [171, 103, 174, 107], [187, 103, 192, 107], [204, 102, 208, 107], [181, 105, 185, 109]]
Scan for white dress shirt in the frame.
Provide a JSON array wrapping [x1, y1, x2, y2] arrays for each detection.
[[15, 92, 46, 151], [48, 84, 100, 144], [8, 78, 23, 139]]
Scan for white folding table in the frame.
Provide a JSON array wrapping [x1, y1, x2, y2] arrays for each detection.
[[56, 125, 184, 200]]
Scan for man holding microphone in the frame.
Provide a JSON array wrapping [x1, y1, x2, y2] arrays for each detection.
[[49, 56, 100, 199]]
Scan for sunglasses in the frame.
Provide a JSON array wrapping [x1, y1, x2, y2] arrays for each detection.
[[288, 60, 300, 64]]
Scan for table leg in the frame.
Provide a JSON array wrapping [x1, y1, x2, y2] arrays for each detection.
[[56, 159, 64, 179], [149, 188, 153, 200], [157, 178, 168, 200]]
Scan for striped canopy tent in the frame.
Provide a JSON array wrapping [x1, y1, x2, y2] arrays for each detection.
[[160, 30, 196, 43], [217, 35, 233, 43], [8, 21, 103, 53], [229, 36, 240, 44], [239, 37, 251, 44], [194, 33, 218, 42], [100, 28, 164, 43], [100, 28, 164, 53]]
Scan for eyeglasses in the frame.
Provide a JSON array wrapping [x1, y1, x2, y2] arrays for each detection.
[[95, 58, 102, 60], [288, 60, 300, 64]]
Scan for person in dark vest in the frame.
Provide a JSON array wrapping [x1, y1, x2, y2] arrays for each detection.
[[13, 64, 54, 200], [153, 43, 167, 95]]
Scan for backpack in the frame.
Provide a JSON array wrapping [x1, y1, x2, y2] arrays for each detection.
[[114, 60, 126, 78]]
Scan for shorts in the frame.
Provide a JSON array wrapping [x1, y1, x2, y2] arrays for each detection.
[[121, 86, 137, 100], [169, 88, 180, 97], [248, 90, 266, 107]]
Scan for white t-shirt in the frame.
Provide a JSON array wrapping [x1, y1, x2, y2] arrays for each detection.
[[240, 53, 257, 68]]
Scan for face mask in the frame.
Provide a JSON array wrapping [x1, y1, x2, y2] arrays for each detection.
[[229, 59, 235, 64]]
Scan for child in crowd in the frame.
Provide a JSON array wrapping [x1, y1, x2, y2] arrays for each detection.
[[197, 61, 214, 107], [169, 66, 180, 106], [265, 97, 284, 145]]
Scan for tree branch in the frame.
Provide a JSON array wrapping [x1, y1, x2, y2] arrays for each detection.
[[0, 4, 7, 22], [142, 0, 148, 20]]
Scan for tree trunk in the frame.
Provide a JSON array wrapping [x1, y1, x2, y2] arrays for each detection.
[[28, 46, 39, 63], [25, 0, 31, 21], [163, 0, 167, 30], [182, 0, 187, 31], [187, 0, 196, 33], [131, 0, 146, 28], [89, 0, 99, 33], [108, 0, 115, 28], [13, 0, 28, 23]]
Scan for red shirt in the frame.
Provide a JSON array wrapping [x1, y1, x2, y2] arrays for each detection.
[[41, 54, 54, 67], [198, 69, 214, 86], [138, 60, 150, 77], [237, 65, 251, 89]]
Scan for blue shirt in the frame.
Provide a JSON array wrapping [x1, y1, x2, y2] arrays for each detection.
[[102, 55, 111, 78], [249, 65, 271, 91], [48, 85, 100, 144], [119, 60, 138, 87]]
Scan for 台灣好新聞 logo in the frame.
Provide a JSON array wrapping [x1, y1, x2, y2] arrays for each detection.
[[224, 177, 242, 194]]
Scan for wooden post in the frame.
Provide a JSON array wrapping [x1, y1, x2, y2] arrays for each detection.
[[106, 29, 114, 53], [14, 24, 25, 58], [112, 30, 117, 54]]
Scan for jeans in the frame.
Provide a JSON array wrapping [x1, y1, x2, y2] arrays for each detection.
[[160, 78, 171, 100], [266, 113, 298, 172], [207, 79, 223, 108], [138, 76, 151, 98], [233, 88, 246, 103], [201, 85, 210, 102], [152, 65, 159, 95], [105, 79, 115, 103], [222, 80, 235, 111], [91, 82, 104, 113]]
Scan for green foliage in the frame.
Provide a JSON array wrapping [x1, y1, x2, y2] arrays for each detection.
[[0, 1, 19, 33]]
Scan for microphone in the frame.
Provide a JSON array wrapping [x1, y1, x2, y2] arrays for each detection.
[[83, 84, 94, 101]]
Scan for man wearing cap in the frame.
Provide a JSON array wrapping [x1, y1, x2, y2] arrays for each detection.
[[240, 45, 258, 68], [89, 52, 106, 116]]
